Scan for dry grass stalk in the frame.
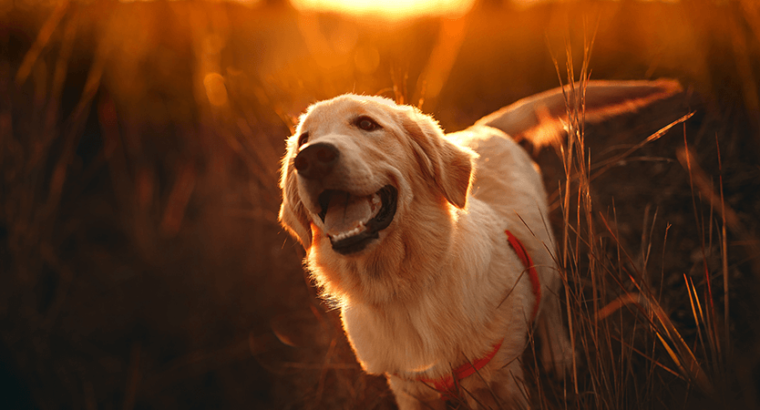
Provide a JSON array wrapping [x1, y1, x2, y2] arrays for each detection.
[[548, 34, 728, 409]]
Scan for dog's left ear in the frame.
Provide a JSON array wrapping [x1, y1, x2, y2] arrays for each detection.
[[279, 142, 313, 249], [400, 108, 474, 209]]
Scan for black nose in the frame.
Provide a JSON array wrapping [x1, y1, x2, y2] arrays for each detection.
[[294, 142, 340, 180]]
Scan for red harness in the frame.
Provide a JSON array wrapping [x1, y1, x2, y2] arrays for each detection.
[[416, 229, 541, 400], [505, 229, 542, 322]]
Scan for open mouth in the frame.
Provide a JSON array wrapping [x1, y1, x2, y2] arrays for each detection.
[[317, 185, 397, 255]]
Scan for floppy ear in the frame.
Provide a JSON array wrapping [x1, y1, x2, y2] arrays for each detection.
[[400, 108, 474, 209], [279, 141, 312, 249]]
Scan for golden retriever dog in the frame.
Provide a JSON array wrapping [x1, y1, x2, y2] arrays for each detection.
[[279, 80, 682, 409]]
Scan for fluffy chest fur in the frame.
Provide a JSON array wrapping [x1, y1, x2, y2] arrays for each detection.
[[339, 197, 536, 378]]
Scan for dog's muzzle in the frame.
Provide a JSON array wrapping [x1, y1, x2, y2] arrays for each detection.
[[294, 142, 398, 255]]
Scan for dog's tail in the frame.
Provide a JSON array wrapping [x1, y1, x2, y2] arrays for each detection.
[[475, 79, 683, 149]]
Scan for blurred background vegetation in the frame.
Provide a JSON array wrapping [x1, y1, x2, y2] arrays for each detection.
[[1, 0, 759, 408]]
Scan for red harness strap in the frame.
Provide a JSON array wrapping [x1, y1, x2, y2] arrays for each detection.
[[418, 339, 504, 401], [417, 229, 541, 400], [505, 229, 542, 322]]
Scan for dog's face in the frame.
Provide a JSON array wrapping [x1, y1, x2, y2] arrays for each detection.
[[279, 95, 475, 291]]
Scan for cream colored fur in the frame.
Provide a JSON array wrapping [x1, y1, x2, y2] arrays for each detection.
[[279, 80, 682, 409]]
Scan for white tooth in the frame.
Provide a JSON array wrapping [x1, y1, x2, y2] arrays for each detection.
[[370, 193, 381, 213], [330, 222, 366, 241]]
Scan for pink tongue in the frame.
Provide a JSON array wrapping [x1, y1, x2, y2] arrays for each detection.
[[324, 192, 373, 235]]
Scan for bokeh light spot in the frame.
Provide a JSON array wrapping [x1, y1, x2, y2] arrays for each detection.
[[203, 72, 229, 107], [291, 0, 476, 20]]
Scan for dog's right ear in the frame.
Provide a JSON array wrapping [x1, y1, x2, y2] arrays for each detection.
[[279, 139, 312, 250]]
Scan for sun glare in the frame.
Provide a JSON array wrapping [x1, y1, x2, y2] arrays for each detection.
[[290, 0, 476, 20]]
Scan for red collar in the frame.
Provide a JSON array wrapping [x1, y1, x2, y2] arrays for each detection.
[[415, 229, 541, 400]]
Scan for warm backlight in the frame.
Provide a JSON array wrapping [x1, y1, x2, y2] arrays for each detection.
[[290, 0, 476, 20]]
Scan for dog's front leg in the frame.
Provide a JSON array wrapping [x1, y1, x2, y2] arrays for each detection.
[[387, 374, 446, 410]]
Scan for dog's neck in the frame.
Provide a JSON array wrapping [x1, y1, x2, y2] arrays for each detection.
[[330, 198, 512, 376]]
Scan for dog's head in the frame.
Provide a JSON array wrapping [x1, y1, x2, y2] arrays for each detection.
[[279, 95, 475, 259]]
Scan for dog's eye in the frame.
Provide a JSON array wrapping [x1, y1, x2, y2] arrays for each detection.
[[355, 116, 381, 132], [297, 132, 309, 148]]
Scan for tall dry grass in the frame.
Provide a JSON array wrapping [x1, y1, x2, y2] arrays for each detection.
[[545, 48, 716, 410]]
